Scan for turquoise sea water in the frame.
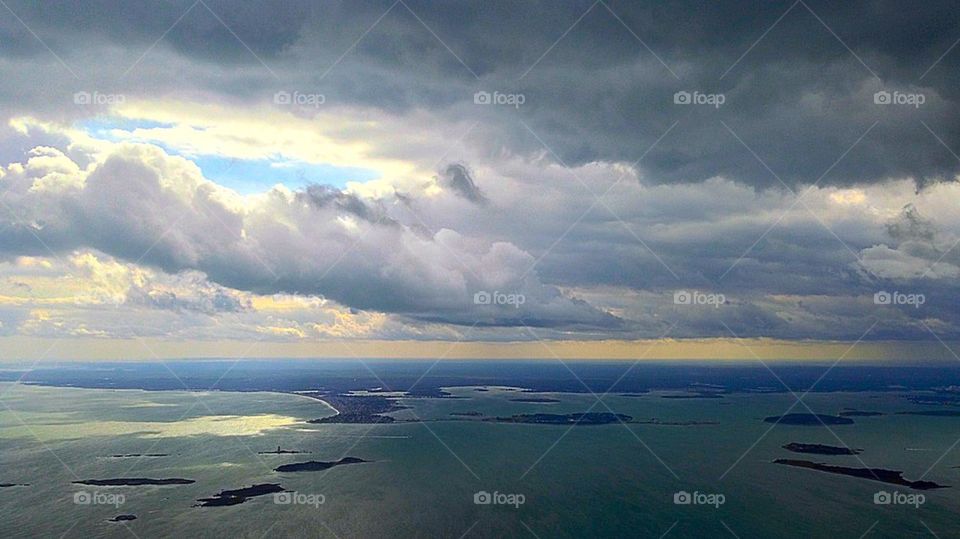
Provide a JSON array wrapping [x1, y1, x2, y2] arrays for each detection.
[[1, 382, 958, 538]]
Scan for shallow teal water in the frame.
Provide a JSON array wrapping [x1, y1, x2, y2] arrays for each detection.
[[0, 383, 958, 538]]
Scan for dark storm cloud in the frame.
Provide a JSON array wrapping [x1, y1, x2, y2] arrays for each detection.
[[441, 163, 486, 204], [3, 1, 960, 186], [297, 184, 397, 225]]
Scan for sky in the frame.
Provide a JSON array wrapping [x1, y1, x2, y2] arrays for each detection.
[[0, 0, 959, 360]]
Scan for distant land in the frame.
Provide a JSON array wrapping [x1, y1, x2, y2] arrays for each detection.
[[764, 414, 854, 426], [275, 457, 370, 472], [73, 478, 195, 486], [773, 460, 948, 490], [194, 484, 285, 507], [489, 413, 631, 425], [782, 443, 863, 455], [509, 397, 561, 403]]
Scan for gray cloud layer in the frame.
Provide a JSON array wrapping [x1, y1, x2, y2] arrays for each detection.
[[0, 1, 959, 342]]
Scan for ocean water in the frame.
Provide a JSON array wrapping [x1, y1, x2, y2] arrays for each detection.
[[1, 362, 959, 538]]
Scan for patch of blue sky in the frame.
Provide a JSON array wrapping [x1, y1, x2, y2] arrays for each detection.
[[77, 118, 175, 140], [76, 118, 380, 193], [189, 155, 380, 194]]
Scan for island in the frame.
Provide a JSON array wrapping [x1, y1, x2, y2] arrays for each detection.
[[763, 414, 854, 426], [258, 446, 311, 455], [896, 410, 960, 417], [906, 394, 960, 406], [73, 478, 195, 486], [275, 457, 370, 472], [783, 442, 863, 455], [488, 412, 631, 425], [0, 483, 29, 488], [449, 411, 483, 417], [305, 393, 409, 424], [107, 515, 137, 523], [633, 418, 719, 426], [838, 411, 884, 417], [105, 453, 169, 458], [773, 459, 948, 490], [194, 484, 285, 507], [509, 397, 561, 403], [661, 394, 724, 399]]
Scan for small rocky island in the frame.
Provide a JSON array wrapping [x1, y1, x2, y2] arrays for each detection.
[[839, 410, 884, 417], [107, 515, 137, 523], [763, 414, 854, 426], [275, 457, 370, 472], [0, 483, 29, 488], [897, 410, 960, 417], [773, 459, 948, 490], [194, 484, 285, 507], [258, 446, 311, 455], [783, 443, 862, 455], [73, 478, 195, 486], [105, 453, 169, 458]]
